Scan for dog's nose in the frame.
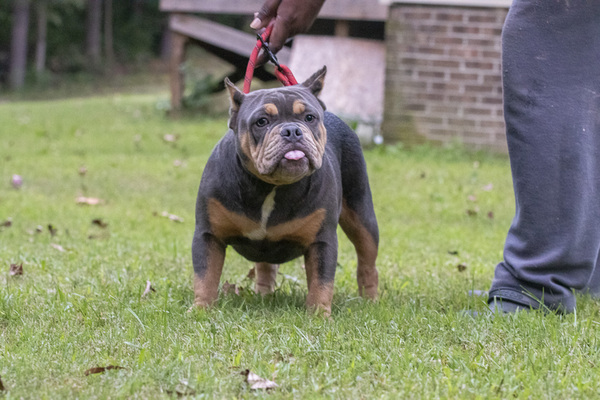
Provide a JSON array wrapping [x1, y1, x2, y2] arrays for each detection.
[[280, 124, 303, 141]]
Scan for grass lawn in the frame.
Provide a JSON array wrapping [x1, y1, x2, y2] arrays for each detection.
[[2, 89, 600, 399]]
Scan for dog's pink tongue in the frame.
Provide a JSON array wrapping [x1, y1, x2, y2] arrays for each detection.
[[284, 150, 305, 160]]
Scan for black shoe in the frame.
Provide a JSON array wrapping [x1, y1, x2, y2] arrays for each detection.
[[488, 298, 533, 313], [461, 297, 532, 318]]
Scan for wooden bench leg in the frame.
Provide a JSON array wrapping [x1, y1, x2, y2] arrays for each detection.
[[170, 30, 188, 113]]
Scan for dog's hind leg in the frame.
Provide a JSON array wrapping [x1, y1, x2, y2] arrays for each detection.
[[339, 200, 379, 300], [255, 263, 279, 294]]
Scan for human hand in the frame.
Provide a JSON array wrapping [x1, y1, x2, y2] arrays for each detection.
[[250, 0, 326, 62]]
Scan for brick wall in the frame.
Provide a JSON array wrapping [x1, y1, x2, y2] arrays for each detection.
[[382, 4, 509, 151]]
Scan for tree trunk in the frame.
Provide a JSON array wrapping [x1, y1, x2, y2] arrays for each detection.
[[103, 0, 114, 68], [85, 0, 102, 69], [35, 0, 48, 78], [9, 0, 31, 89]]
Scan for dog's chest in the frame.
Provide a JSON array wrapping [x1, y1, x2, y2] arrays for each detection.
[[207, 188, 326, 250]]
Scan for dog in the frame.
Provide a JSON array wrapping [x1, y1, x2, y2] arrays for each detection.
[[191, 66, 378, 316]]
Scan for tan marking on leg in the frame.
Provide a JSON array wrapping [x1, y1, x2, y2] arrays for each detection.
[[264, 103, 279, 115], [255, 262, 279, 294], [304, 246, 334, 317], [267, 208, 326, 247], [292, 100, 306, 115], [192, 241, 226, 309], [339, 201, 378, 300]]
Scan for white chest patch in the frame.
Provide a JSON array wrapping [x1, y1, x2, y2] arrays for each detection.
[[245, 188, 276, 240]]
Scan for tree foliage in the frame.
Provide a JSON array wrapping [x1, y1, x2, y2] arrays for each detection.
[[0, 0, 166, 87]]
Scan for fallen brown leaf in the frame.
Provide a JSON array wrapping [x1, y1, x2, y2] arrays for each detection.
[[141, 280, 156, 299], [9, 263, 23, 276], [51, 243, 66, 252], [92, 218, 108, 228], [76, 196, 103, 206], [84, 366, 125, 376], [242, 369, 278, 390], [167, 387, 197, 397], [154, 211, 184, 223], [466, 208, 479, 217], [482, 183, 494, 191], [0, 219, 12, 228], [222, 281, 240, 296], [163, 133, 180, 143], [48, 224, 57, 236], [167, 379, 196, 397], [487, 211, 495, 219], [457, 264, 467, 272], [88, 233, 110, 240]]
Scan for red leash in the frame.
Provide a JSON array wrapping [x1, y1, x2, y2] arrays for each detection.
[[244, 24, 298, 94]]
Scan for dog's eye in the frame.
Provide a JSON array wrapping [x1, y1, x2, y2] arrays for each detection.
[[255, 118, 269, 127], [305, 114, 316, 123]]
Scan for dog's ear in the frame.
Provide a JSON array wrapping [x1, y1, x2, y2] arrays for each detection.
[[225, 78, 245, 129], [225, 77, 245, 111], [301, 66, 326, 98]]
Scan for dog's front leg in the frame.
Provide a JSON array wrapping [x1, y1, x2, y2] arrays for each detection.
[[304, 235, 337, 317], [191, 229, 226, 308]]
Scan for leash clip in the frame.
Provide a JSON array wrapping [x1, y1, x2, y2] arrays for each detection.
[[256, 33, 281, 69], [244, 24, 297, 93]]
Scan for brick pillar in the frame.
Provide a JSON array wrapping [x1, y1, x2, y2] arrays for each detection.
[[382, 4, 509, 151]]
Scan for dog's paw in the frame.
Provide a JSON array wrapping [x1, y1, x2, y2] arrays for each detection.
[[359, 284, 378, 301], [187, 300, 212, 313]]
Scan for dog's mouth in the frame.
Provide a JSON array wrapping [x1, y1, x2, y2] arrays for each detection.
[[248, 145, 316, 185], [277, 147, 311, 175], [284, 150, 306, 161]]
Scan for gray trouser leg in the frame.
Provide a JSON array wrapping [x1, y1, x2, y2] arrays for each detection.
[[489, 0, 600, 312]]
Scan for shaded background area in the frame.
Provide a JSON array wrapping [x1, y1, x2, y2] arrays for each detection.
[[0, 0, 512, 151]]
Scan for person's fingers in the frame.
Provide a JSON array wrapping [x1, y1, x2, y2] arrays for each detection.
[[266, 19, 290, 56], [251, 0, 282, 29]]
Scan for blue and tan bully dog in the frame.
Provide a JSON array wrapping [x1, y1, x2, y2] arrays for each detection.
[[191, 67, 378, 316]]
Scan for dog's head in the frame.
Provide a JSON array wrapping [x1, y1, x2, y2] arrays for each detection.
[[225, 66, 327, 186]]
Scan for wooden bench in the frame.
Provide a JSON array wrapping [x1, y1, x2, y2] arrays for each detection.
[[159, 0, 387, 110]]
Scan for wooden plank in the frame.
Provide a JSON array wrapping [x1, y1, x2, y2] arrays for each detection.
[[160, 0, 388, 21], [169, 31, 188, 111], [169, 14, 290, 63], [321, 0, 387, 20], [160, 0, 258, 14], [382, 0, 511, 6]]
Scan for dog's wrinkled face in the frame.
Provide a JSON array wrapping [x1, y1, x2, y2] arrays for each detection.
[[225, 67, 328, 186]]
